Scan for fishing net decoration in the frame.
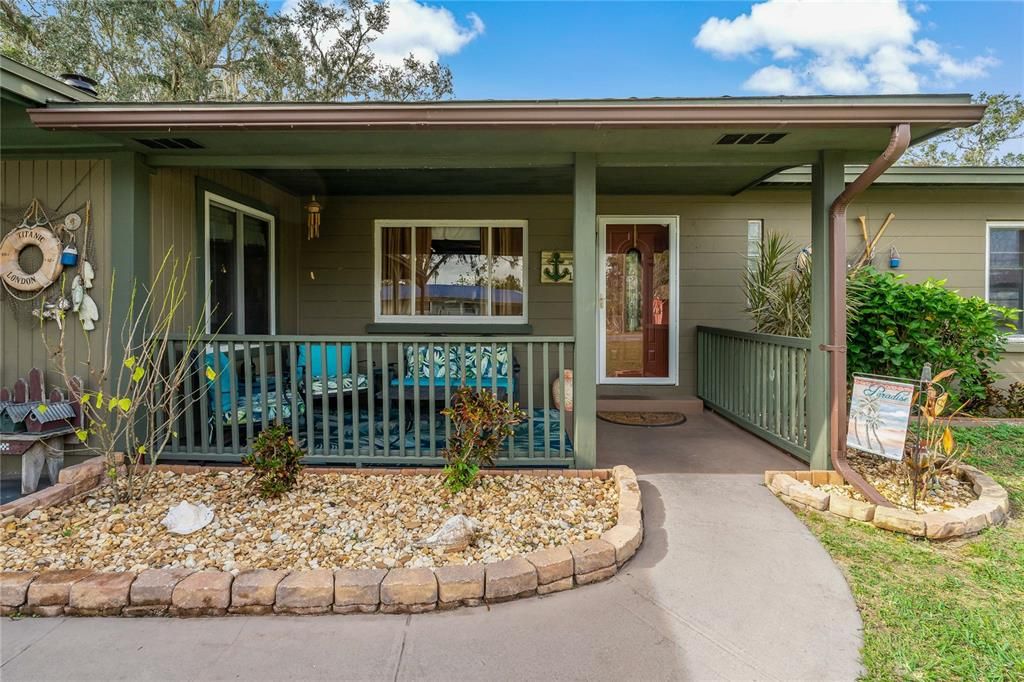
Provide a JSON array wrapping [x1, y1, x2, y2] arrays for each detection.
[[1, 198, 98, 321]]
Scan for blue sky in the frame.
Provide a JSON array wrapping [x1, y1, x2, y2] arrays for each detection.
[[273, 1, 1023, 100]]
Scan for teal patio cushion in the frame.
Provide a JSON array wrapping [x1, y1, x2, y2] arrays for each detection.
[[395, 344, 510, 386]]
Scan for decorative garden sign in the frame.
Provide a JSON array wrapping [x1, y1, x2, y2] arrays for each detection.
[[847, 374, 915, 460], [540, 250, 573, 284]]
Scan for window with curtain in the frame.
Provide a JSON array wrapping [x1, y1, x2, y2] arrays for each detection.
[[376, 221, 526, 322], [204, 191, 276, 334], [988, 222, 1024, 336]]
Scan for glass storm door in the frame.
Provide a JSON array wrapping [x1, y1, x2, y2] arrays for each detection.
[[598, 217, 678, 384]]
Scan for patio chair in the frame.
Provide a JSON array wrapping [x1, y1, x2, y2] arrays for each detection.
[[295, 344, 368, 399], [204, 350, 300, 445]]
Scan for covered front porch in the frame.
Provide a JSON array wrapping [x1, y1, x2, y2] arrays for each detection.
[[16, 96, 986, 469]]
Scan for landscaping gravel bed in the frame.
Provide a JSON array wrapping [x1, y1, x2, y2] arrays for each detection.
[[824, 451, 977, 512], [1, 470, 618, 573]]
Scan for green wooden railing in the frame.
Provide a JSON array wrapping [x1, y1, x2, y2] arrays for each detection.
[[697, 326, 810, 462], [160, 334, 575, 467]]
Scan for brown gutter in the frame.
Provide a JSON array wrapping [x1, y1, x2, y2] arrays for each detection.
[[28, 103, 985, 131], [827, 123, 912, 507]]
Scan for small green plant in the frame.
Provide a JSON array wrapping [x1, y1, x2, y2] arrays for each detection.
[[440, 387, 526, 493], [906, 369, 968, 509], [242, 425, 305, 499]]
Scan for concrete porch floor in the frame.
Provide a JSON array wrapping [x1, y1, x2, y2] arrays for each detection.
[[1, 410, 863, 681]]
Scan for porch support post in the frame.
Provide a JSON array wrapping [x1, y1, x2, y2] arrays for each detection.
[[808, 150, 844, 470], [109, 152, 151, 374], [572, 152, 598, 468]]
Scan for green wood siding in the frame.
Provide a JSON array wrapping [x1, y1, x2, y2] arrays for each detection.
[[1, 159, 112, 392]]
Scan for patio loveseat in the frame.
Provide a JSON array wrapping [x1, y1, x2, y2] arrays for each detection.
[[390, 343, 520, 402]]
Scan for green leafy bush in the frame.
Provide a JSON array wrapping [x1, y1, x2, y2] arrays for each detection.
[[242, 425, 305, 499], [847, 269, 1017, 404], [440, 388, 526, 493]]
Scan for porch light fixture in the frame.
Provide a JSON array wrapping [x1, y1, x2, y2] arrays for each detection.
[[304, 195, 321, 240]]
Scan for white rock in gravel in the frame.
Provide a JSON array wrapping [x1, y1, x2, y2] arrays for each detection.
[[161, 501, 214, 535], [415, 514, 480, 553]]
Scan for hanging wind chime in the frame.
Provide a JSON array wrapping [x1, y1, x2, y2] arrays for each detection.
[[304, 195, 321, 240]]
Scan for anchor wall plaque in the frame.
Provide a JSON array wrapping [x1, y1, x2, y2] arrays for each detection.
[[540, 250, 574, 284]]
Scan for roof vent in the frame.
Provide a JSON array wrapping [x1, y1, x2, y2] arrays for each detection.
[[59, 73, 98, 97], [133, 138, 205, 150], [716, 132, 788, 145]]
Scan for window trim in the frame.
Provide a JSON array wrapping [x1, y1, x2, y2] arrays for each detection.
[[373, 219, 528, 324], [985, 220, 1024, 340], [203, 190, 277, 334]]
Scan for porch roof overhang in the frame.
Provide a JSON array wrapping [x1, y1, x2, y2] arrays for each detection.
[[19, 94, 986, 196]]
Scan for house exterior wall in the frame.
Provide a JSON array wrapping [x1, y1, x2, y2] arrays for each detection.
[[775, 185, 1024, 388], [141, 178, 1023, 398], [1, 159, 112, 391], [148, 167, 303, 333]]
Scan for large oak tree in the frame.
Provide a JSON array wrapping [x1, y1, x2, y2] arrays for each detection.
[[0, 0, 455, 101]]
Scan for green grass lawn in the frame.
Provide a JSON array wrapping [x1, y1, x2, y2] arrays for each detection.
[[798, 424, 1024, 682]]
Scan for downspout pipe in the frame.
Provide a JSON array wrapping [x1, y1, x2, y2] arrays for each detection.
[[827, 123, 912, 507]]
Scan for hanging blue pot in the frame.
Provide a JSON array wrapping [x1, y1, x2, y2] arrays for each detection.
[[61, 244, 79, 266]]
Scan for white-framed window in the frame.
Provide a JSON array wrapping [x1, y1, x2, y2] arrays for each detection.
[[986, 221, 1024, 337], [374, 220, 527, 323], [746, 218, 764, 270], [203, 191, 276, 334]]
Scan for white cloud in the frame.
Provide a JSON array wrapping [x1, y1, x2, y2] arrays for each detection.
[[694, 0, 998, 94], [283, 0, 483, 67], [810, 58, 871, 93], [743, 65, 809, 95], [371, 0, 484, 66]]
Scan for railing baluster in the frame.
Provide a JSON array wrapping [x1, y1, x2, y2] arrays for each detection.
[[304, 342, 314, 455], [364, 341, 374, 461], [506, 341, 514, 459], [243, 341, 254, 448], [798, 348, 807, 449], [166, 341, 178, 454], [775, 344, 783, 439], [526, 342, 534, 459], [227, 342, 240, 452], [558, 342, 566, 457], [258, 342, 269, 433], [443, 341, 451, 447], [397, 342, 406, 458], [213, 348, 224, 455], [288, 343, 299, 444], [413, 342, 422, 459], [349, 341, 358, 457], [273, 342, 282, 426], [381, 342, 390, 459], [427, 341, 436, 458], [320, 341, 330, 457], [182, 340, 195, 455], [543, 342, 550, 459]]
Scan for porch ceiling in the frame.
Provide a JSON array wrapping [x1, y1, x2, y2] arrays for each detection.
[[245, 164, 781, 196]]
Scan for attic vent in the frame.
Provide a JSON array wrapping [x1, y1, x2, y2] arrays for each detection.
[[716, 132, 788, 145], [134, 137, 204, 150]]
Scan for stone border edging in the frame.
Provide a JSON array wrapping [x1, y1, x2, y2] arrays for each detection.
[[764, 466, 1009, 540], [0, 464, 643, 617]]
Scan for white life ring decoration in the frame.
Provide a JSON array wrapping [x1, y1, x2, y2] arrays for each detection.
[[0, 226, 64, 292]]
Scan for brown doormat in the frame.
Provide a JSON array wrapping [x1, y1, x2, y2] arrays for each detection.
[[598, 411, 687, 427]]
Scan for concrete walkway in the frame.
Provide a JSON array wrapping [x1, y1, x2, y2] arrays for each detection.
[[1, 411, 863, 681]]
